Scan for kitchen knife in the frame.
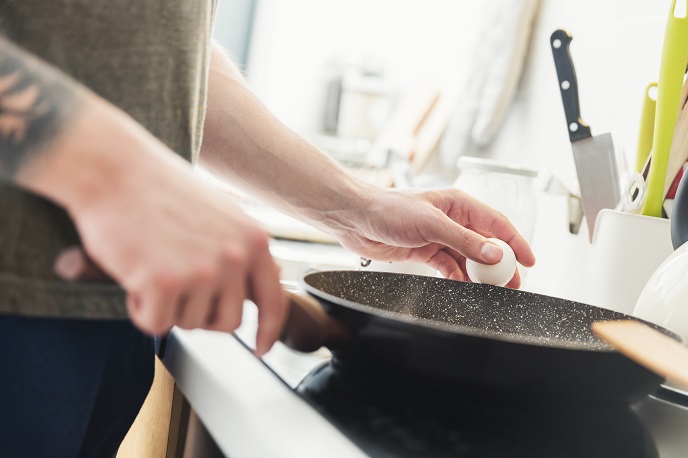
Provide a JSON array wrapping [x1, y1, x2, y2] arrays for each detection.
[[550, 29, 621, 239]]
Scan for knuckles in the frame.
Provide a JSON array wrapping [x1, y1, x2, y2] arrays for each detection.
[[151, 271, 184, 295], [459, 228, 482, 252], [207, 300, 243, 333], [127, 299, 172, 335], [124, 224, 273, 335], [242, 224, 270, 254], [220, 245, 246, 268], [224, 308, 243, 332]]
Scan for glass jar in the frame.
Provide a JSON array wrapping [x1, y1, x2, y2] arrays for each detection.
[[453, 156, 538, 244]]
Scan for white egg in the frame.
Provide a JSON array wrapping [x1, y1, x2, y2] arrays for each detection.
[[465, 238, 517, 287]]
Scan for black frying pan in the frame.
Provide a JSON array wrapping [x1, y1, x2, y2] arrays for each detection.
[[54, 249, 679, 408], [283, 270, 680, 408]]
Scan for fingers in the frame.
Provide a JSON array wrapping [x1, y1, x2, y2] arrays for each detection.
[[459, 197, 536, 268], [127, 276, 180, 335], [125, 230, 284, 353], [504, 268, 522, 289], [426, 249, 464, 281], [250, 249, 288, 357], [422, 191, 536, 269], [53, 247, 115, 283], [507, 236, 536, 267], [167, 230, 284, 357], [431, 245, 519, 288], [424, 212, 504, 266], [177, 264, 217, 330], [208, 264, 246, 334]]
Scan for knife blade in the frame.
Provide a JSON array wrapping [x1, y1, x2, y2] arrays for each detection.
[[550, 29, 621, 239]]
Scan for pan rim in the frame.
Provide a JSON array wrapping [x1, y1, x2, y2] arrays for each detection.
[[301, 270, 682, 352]]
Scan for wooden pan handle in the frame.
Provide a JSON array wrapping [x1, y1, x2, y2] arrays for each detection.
[[53, 248, 348, 353], [281, 289, 350, 352]]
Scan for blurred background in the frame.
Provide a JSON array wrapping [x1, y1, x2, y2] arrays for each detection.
[[214, 0, 667, 184], [209, 0, 677, 302]]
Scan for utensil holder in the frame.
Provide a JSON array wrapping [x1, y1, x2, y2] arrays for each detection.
[[585, 209, 673, 314]]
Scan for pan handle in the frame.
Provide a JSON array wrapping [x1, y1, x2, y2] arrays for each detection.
[[53, 247, 348, 353], [281, 288, 350, 352]]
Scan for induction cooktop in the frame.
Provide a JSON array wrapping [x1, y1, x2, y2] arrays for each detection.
[[295, 360, 660, 458]]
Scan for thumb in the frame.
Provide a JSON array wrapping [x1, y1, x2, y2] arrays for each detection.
[[426, 216, 503, 265], [54, 247, 115, 283]]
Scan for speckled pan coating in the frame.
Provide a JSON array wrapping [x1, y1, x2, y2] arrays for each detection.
[[303, 270, 677, 351]]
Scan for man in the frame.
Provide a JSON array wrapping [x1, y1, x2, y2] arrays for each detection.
[[0, 1, 535, 456]]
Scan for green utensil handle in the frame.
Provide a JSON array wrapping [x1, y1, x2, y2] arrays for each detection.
[[635, 83, 657, 174], [642, 0, 688, 217]]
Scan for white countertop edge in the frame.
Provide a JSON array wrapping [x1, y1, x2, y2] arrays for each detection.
[[162, 327, 366, 458]]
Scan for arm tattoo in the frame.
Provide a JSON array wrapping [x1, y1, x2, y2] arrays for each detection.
[[0, 37, 78, 178]]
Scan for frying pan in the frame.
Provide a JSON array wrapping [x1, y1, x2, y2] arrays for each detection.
[[54, 249, 679, 408], [284, 270, 680, 408]]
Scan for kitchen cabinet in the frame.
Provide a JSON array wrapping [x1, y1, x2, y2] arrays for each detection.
[[116, 358, 186, 458]]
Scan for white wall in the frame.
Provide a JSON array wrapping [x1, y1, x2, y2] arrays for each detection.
[[244, 0, 673, 191], [246, 0, 485, 135], [493, 0, 669, 193]]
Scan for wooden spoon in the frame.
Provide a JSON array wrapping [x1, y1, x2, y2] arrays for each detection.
[[663, 75, 688, 198], [592, 320, 688, 389]]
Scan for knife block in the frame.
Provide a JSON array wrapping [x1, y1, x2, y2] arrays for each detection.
[[585, 209, 673, 315]]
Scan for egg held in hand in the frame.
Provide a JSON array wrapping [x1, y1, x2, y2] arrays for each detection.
[[465, 238, 517, 287]]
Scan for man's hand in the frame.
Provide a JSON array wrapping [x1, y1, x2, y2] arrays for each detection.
[[0, 35, 287, 355], [330, 187, 536, 288], [22, 99, 287, 356], [198, 44, 534, 290], [77, 145, 286, 355]]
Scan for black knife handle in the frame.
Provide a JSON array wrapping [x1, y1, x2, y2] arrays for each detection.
[[550, 29, 592, 142]]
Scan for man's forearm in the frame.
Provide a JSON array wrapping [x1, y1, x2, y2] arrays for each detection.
[[199, 42, 373, 234], [0, 37, 81, 181], [0, 37, 174, 216], [0, 35, 124, 214]]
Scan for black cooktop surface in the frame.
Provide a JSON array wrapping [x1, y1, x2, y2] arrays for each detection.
[[295, 360, 686, 458]]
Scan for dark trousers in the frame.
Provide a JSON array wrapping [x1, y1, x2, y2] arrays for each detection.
[[0, 316, 155, 458]]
